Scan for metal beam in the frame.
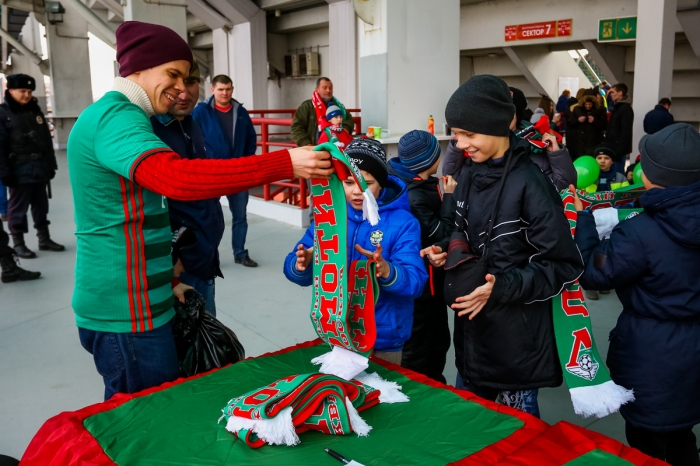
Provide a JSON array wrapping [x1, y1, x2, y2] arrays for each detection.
[[0, 24, 48, 74], [205, 0, 259, 25], [267, 3, 327, 33], [186, 0, 232, 31], [61, 0, 116, 45]]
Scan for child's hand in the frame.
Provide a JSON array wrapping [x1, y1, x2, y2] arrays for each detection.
[[420, 245, 446, 268], [452, 274, 496, 319], [569, 184, 584, 211], [442, 175, 457, 194], [355, 244, 390, 279], [295, 244, 313, 271], [542, 132, 560, 152]]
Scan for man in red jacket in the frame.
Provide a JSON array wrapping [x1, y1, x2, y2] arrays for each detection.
[[68, 21, 332, 400]]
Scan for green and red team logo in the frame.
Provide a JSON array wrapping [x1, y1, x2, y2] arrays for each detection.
[[562, 283, 600, 381]]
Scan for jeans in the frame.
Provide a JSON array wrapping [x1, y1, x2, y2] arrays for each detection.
[[78, 319, 180, 401], [178, 271, 216, 316], [455, 372, 540, 418], [227, 190, 249, 260], [0, 179, 7, 215]]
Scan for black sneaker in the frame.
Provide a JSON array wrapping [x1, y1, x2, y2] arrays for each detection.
[[235, 257, 258, 267]]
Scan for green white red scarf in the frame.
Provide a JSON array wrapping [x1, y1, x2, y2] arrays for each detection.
[[553, 187, 635, 418], [312, 90, 347, 133], [309, 143, 380, 380], [221, 373, 380, 448], [575, 183, 645, 210]]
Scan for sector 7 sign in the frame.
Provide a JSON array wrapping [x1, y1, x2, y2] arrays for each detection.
[[505, 19, 572, 42]]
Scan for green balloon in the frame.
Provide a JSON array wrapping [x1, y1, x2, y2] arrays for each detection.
[[633, 163, 644, 185], [574, 155, 600, 189]]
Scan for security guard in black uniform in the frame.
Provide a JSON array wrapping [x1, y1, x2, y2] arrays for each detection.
[[0, 73, 64, 258]]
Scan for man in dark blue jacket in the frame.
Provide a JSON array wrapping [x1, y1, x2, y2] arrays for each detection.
[[192, 75, 258, 267], [151, 63, 224, 315], [643, 98, 674, 135], [574, 123, 700, 464]]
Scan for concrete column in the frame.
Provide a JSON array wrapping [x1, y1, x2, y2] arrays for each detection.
[[230, 12, 267, 109], [504, 45, 590, 101], [211, 12, 268, 110], [632, 0, 677, 154], [45, 7, 93, 148], [327, 0, 357, 108], [359, 0, 460, 138], [9, 14, 48, 111], [123, 0, 187, 39]]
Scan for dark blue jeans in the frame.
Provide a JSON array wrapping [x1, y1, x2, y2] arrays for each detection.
[[178, 271, 216, 316], [79, 320, 180, 401], [456, 372, 540, 418], [227, 190, 249, 260], [0, 178, 7, 215]]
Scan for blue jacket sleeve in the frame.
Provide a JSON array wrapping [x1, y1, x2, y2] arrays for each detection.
[[283, 224, 315, 287], [574, 210, 647, 290], [378, 215, 428, 299], [240, 107, 258, 156]]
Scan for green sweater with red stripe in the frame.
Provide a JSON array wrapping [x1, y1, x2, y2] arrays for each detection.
[[68, 79, 176, 333]]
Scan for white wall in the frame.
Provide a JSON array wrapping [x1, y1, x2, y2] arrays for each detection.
[[266, 27, 331, 111]]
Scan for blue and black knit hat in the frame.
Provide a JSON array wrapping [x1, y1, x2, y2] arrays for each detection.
[[326, 104, 343, 120], [345, 138, 388, 187], [398, 130, 441, 173]]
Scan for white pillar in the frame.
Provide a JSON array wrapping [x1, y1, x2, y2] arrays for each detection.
[[328, 0, 357, 108], [211, 12, 268, 110], [359, 0, 460, 138], [123, 0, 187, 39], [231, 11, 267, 109], [45, 10, 93, 149], [632, 0, 677, 153]]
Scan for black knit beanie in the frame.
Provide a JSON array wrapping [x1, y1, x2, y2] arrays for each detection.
[[640, 123, 700, 187], [445, 75, 516, 136], [509, 87, 527, 125], [345, 138, 388, 187]]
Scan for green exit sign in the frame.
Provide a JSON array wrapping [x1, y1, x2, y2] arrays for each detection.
[[598, 16, 637, 42]]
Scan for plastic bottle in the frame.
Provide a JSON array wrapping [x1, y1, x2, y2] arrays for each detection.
[[428, 115, 435, 135]]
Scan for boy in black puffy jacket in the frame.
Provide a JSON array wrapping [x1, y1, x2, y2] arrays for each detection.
[[388, 130, 455, 383], [423, 75, 583, 416], [574, 123, 700, 464]]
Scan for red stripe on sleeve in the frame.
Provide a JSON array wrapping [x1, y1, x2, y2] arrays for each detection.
[[133, 150, 293, 201]]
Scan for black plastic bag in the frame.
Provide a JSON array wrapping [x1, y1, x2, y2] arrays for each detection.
[[172, 289, 245, 377]]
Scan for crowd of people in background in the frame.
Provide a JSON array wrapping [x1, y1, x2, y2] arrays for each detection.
[[1, 19, 698, 465]]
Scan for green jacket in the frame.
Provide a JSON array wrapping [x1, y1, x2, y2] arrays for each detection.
[[290, 99, 355, 146]]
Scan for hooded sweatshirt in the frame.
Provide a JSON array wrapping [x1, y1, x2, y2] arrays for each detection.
[[575, 181, 700, 431], [283, 175, 427, 351]]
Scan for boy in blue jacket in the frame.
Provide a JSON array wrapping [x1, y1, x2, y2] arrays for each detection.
[[283, 138, 427, 364], [574, 123, 700, 464]]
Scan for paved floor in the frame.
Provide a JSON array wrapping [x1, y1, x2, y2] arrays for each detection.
[[1, 153, 697, 460]]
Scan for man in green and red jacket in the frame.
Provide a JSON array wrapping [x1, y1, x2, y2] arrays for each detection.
[[68, 21, 333, 400]]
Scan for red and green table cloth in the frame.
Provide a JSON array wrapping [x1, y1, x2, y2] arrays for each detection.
[[21, 340, 665, 465]]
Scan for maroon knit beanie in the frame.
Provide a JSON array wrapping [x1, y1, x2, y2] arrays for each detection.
[[116, 21, 193, 77]]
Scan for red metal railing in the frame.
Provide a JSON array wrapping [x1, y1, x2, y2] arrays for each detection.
[[249, 108, 360, 210]]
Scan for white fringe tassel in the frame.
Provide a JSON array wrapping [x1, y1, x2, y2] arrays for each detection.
[[311, 346, 369, 381], [345, 396, 372, 437], [354, 371, 409, 404], [362, 190, 380, 226], [569, 380, 634, 418], [225, 407, 299, 446]]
